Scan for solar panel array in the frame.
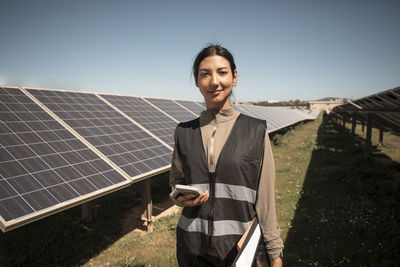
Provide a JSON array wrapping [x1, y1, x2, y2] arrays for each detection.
[[332, 86, 400, 133], [27, 89, 171, 177], [0, 87, 130, 231], [145, 98, 198, 123], [100, 94, 178, 147], [174, 100, 204, 117], [234, 104, 319, 132], [0, 85, 318, 232]]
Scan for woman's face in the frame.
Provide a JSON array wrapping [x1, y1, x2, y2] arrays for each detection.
[[196, 55, 237, 110]]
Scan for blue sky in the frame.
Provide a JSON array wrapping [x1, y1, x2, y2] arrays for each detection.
[[0, 0, 399, 102]]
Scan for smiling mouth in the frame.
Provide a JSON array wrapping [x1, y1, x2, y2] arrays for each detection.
[[207, 89, 224, 93]]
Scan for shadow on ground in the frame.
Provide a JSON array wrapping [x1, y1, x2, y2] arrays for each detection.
[[284, 115, 400, 266], [0, 172, 173, 266]]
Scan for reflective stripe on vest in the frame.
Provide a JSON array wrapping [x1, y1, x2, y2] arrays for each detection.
[[178, 214, 252, 236], [186, 183, 257, 203]]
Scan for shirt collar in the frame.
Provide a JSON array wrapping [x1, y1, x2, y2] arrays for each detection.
[[199, 105, 239, 124]]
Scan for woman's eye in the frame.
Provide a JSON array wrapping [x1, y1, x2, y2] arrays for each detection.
[[219, 71, 227, 76]]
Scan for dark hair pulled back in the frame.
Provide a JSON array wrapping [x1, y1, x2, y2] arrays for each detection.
[[193, 44, 237, 83]]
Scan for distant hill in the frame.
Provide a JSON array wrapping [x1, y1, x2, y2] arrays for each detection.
[[316, 97, 342, 101], [248, 99, 307, 107], [241, 97, 351, 107]]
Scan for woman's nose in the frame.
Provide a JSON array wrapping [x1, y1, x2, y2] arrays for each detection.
[[210, 74, 218, 87]]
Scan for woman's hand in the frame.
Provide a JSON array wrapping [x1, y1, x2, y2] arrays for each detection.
[[173, 189, 209, 207], [270, 257, 282, 267]]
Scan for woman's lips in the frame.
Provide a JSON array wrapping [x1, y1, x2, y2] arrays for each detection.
[[207, 89, 223, 94]]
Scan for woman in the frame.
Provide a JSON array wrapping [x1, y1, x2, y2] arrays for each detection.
[[169, 44, 283, 267]]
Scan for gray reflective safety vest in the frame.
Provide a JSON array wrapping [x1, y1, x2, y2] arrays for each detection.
[[175, 114, 266, 260]]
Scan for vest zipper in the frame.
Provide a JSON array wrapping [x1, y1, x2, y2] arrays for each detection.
[[209, 123, 217, 172], [208, 172, 215, 247], [208, 123, 217, 246]]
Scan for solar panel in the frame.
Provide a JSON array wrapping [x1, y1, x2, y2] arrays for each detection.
[[235, 104, 318, 133], [0, 87, 130, 231], [26, 89, 172, 178], [100, 94, 178, 147], [255, 106, 293, 131], [174, 100, 204, 117], [293, 108, 320, 120], [144, 97, 197, 122], [244, 106, 282, 131], [234, 105, 269, 124], [235, 105, 264, 119]]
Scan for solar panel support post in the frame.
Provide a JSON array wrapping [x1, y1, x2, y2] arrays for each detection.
[[331, 114, 336, 125], [361, 120, 365, 133], [366, 114, 373, 155], [351, 114, 357, 135], [81, 201, 98, 222], [139, 179, 153, 232], [379, 129, 384, 146]]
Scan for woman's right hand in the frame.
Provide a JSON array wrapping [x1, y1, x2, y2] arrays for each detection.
[[173, 189, 209, 207]]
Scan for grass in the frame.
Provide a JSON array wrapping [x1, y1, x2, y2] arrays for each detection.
[[271, 118, 320, 242], [1, 113, 399, 266], [276, 114, 400, 266], [0, 172, 178, 267], [343, 121, 400, 162], [84, 213, 179, 267]]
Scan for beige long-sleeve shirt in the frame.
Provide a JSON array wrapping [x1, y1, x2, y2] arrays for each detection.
[[169, 106, 284, 261]]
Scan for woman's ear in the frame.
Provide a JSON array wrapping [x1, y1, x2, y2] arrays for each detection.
[[233, 69, 238, 85]]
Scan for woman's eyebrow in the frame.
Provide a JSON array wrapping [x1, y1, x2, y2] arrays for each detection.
[[199, 67, 228, 71]]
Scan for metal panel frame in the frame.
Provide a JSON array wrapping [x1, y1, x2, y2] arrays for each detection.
[[331, 86, 400, 133]]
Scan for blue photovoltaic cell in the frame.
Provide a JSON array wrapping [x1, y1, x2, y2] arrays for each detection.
[[175, 100, 204, 118], [234, 105, 264, 120], [100, 94, 177, 147], [27, 89, 172, 178], [0, 87, 128, 224], [235, 104, 316, 132], [144, 97, 197, 122], [257, 106, 307, 131]]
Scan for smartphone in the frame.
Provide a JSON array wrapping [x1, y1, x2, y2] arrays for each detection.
[[174, 184, 202, 199]]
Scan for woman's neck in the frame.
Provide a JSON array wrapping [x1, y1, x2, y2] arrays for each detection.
[[206, 98, 231, 111]]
